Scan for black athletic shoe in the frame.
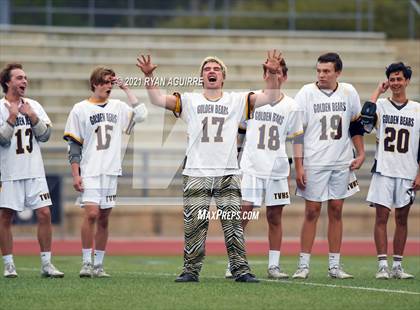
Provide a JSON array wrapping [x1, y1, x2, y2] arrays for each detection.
[[235, 273, 259, 283], [174, 272, 199, 282]]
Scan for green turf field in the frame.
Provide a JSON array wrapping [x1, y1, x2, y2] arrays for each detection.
[[0, 255, 419, 310]]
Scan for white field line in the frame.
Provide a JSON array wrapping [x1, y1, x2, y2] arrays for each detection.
[[131, 271, 420, 296]]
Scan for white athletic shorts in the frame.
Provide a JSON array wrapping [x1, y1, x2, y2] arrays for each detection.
[[81, 175, 118, 208], [296, 168, 359, 202], [0, 177, 52, 212], [367, 173, 415, 209], [241, 174, 290, 207]]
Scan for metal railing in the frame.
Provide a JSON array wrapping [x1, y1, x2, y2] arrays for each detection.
[[1, 0, 376, 32], [409, 0, 420, 38]]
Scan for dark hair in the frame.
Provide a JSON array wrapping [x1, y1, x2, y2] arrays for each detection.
[[263, 58, 288, 77], [90, 66, 115, 91], [317, 52, 343, 72], [0, 63, 23, 93], [385, 62, 412, 79]]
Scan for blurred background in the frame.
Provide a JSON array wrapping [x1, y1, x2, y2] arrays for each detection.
[[0, 0, 419, 248]]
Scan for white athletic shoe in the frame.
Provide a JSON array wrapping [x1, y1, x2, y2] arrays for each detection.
[[4, 263, 18, 278], [225, 267, 233, 279], [391, 266, 414, 279], [375, 266, 390, 279], [328, 266, 353, 279], [93, 264, 111, 278], [292, 265, 309, 279], [79, 262, 93, 278], [41, 263, 64, 278], [267, 265, 289, 279]]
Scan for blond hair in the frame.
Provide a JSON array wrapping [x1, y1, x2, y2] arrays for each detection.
[[199, 56, 227, 79]]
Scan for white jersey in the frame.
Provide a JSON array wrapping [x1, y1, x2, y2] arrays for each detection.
[[240, 94, 303, 179], [374, 98, 420, 181], [177, 92, 249, 177], [295, 82, 361, 169], [63, 99, 133, 177], [0, 97, 50, 181]]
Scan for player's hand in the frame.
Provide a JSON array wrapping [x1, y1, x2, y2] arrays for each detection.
[[350, 155, 365, 171], [18, 100, 36, 118], [4, 100, 19, 117], [73, 175, 84, 192], [263, 49, 282, 75], [136, 55, 157, 76], [376, 80, 389, 94], [412, 173, 420, 191], [112, 76, 128, 90], [295, 167, 306, 190]]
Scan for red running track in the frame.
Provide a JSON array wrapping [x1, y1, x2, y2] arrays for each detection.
[[12, 239, 420, 256]]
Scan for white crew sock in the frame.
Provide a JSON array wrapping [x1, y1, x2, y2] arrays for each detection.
[[82, 248, 92, 264], [268, 250, 280, 268], [298, 253, 311, 268], [2, 254, 14, 265], [94, 250, 105, 266], [329, 253, 340, 269], [40, 251, 51, 265]]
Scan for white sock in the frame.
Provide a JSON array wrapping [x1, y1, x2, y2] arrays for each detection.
[[94, 250, 105, 266], [2, 254, 14, 265], [392, 255, 403, 269], [299, 253, 311, 268], [268, 250, 280, 268], [40, 252, 51, 265], [329, 253, 340, 269], [227, 261, 230, 270], [82, 248, 92, 264], [377, 254, 388, 268]]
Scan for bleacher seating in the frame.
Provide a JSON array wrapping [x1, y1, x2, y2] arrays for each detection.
[[1, 26, 418, 238]]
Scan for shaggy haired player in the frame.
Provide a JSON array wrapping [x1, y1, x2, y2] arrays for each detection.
[[0, 63, 64, 278], [64, 67, 147, 278], [362, 62, 419, 279]]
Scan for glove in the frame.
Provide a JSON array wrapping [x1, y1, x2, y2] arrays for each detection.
[[360, 101, 377, 133]]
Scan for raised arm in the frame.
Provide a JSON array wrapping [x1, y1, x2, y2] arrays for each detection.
[[136, 55, 177, 111], [112, 76, 139, 107], [112, 76, 148, 131], [370, 81, 389, 103], [249, 50, 283, 110]]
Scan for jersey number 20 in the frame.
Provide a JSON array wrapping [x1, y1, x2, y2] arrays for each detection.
[[384, 127, 409, 153]]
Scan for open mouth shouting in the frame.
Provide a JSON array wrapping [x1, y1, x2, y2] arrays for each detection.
[[16, 85, 27, 96], [208, 75, 217, 83]]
